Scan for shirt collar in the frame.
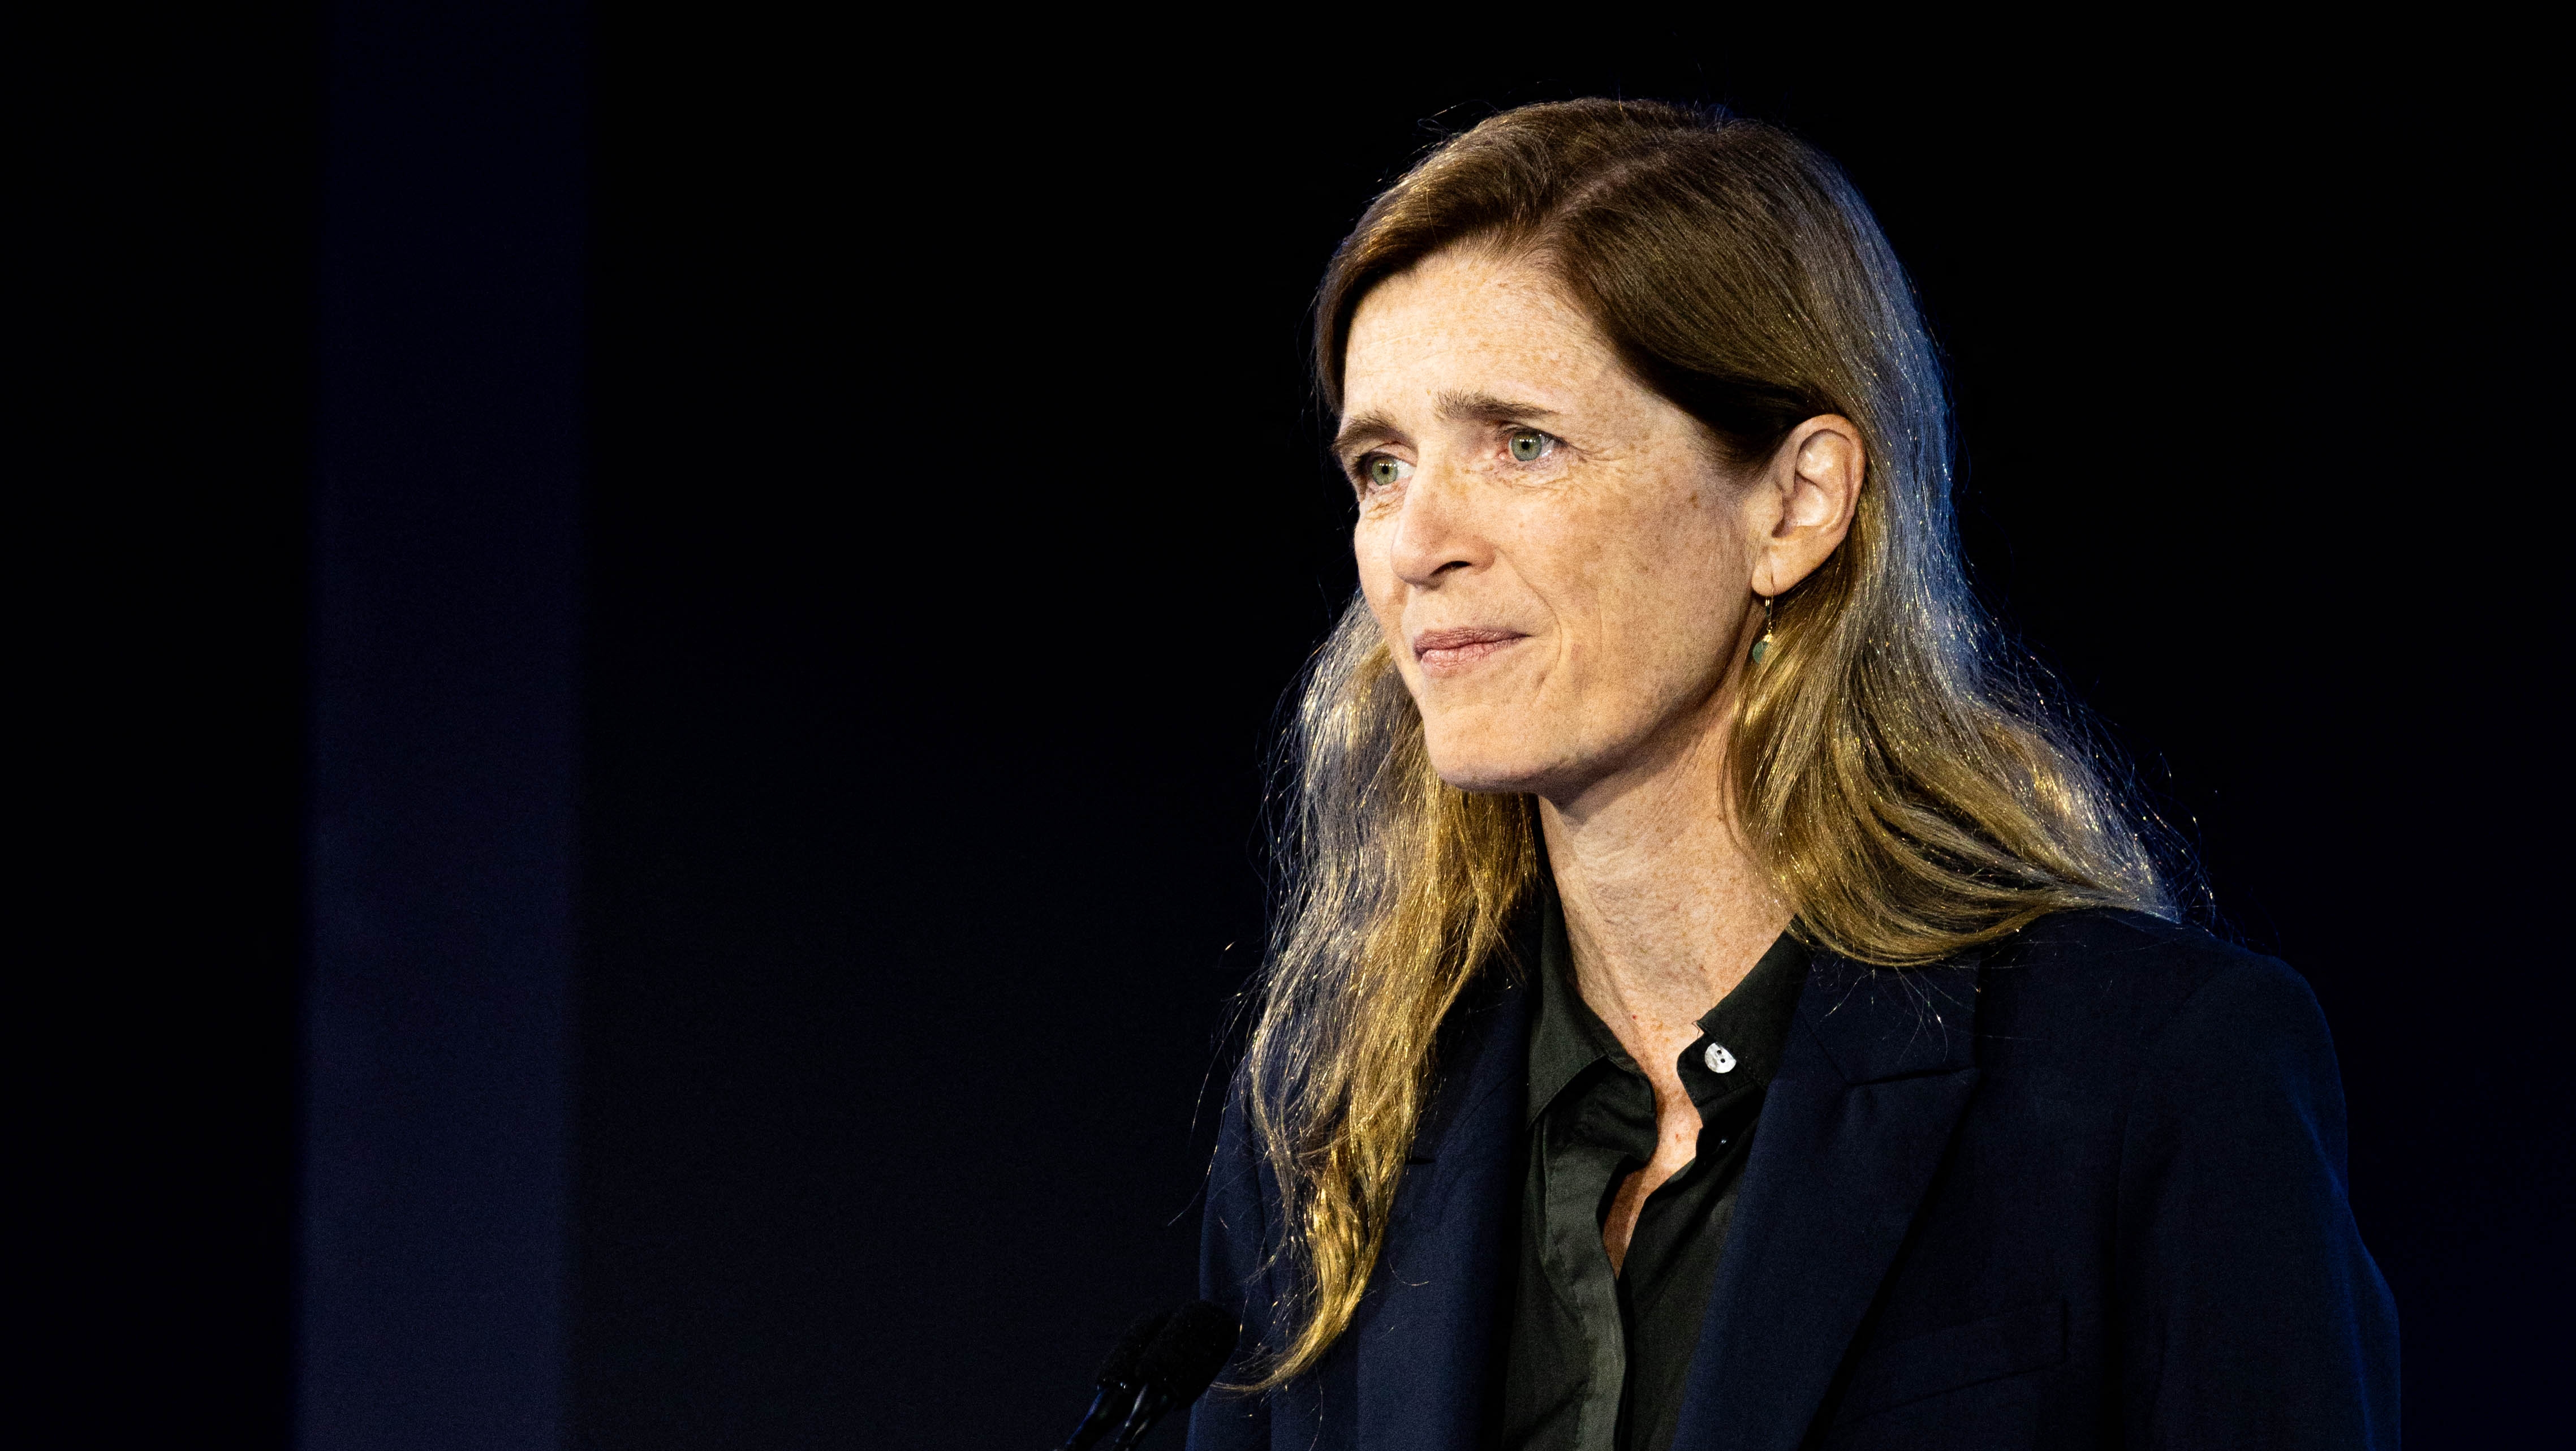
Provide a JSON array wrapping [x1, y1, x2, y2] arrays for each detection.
[[1526, 876, 1621, 1126], [1678, 930, 1807, 1104], [1523, 873, 1811, 1125]]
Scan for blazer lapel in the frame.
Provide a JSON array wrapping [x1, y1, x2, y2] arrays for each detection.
[[1671, 948, 1984, 1451], [1351, 972, 1532, 1450]]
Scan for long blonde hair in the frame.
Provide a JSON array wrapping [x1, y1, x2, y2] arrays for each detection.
[[1237, 100, 2178, 1386]]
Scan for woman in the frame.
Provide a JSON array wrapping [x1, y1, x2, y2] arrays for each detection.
[[1189, 101, 2396, 1450]]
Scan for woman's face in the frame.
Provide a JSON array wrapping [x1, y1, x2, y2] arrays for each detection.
[[1338, 247, 1856, 805]]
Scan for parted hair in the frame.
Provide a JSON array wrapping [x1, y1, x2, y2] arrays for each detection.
[[1234, 99, 2178, 1386]]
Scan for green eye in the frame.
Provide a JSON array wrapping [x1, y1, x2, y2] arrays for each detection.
[[1507, 430, 1549, 462], [1366, 456, 1412, 489]]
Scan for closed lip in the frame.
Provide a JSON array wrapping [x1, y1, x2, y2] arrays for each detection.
[[1411, 627, 1527, 674]]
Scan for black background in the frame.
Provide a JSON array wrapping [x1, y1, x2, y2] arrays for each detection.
[[50, 10, 2565, 1449]]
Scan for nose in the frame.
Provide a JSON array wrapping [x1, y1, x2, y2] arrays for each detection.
[[1386, 464, 1489, 589]]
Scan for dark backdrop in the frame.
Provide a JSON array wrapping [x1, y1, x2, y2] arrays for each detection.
[[577, 28, 2561, 1448], [62, 11, 2563, 1449]]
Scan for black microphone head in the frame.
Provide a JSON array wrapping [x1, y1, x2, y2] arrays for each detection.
[[1097, 1308, 1171, 1388], [1136, 1300, 1240, 1403]]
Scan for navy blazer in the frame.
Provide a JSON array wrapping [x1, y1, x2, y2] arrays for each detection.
[[1188, 910, 2398, 1450]]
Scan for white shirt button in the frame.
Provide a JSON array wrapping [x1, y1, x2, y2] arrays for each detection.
[[1705, 1043, 1737, 1074]]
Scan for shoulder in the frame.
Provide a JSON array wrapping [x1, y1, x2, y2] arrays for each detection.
[[1992, 906, 2285, 988], [1981, 908, 2323, 1056], [1967, 910, 2346, 1138]]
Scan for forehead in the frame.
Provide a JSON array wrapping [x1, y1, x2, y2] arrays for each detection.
[[1341, 249, 1626, 415]]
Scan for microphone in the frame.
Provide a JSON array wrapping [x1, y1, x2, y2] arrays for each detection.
[[1057, 1301, 1240, 1451], [1059, 1310, 1169, 1451]]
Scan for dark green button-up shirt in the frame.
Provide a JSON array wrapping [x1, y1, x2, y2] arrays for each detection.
[[1500, 884, 1807, 1451]]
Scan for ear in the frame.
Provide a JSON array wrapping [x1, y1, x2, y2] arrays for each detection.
[[1748, 415, 1864, 597]]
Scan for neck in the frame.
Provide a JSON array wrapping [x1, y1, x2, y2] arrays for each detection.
[[1537, 701, 1787, 1062]]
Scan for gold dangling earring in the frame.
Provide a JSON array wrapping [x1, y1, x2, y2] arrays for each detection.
[[1751, 592, 1777, 665]]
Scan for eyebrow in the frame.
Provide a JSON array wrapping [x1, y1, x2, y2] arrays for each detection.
[[1332, 391, 1563, 459]]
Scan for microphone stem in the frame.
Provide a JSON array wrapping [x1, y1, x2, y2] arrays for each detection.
[[1059, 1381, 1148, 1451], [1105, 1387, 1175, 1450]]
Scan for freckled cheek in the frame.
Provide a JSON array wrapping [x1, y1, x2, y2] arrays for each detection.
[[1352, 520, 1395, 592], [1352, 537, 1415, 660], [1548, 565, 1681, 704]]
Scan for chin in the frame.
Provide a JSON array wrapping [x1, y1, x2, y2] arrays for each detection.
[[1420, 727, 1560, 798]]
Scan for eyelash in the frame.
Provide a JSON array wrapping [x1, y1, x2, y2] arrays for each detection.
[[1347, 428, 1561, 494], [1351, 453, 1407, 495]]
